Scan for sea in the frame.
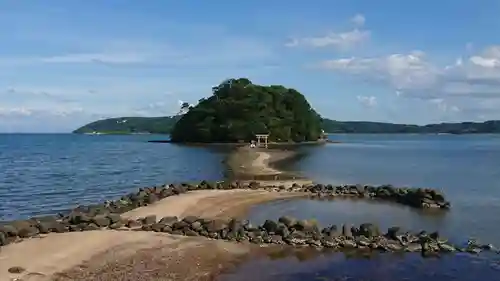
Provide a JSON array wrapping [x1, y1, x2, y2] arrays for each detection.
[[1, 133, 500, 280]]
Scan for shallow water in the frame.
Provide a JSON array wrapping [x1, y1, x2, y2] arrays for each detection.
[[221, 134, 500, 280], [0, 134, 226, 220], [2, 133, 500, 279]]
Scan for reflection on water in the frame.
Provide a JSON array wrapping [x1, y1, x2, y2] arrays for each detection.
[[218, 247, 500, 281]]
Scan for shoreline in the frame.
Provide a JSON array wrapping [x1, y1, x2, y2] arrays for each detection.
[[0, 190, 305, 281], [0, 147, 459, 280]]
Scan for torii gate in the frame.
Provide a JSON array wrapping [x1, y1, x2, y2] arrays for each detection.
[[255, 134, 269, 148]]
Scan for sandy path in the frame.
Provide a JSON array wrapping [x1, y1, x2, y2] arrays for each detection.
[[0, 190, 303, 281]]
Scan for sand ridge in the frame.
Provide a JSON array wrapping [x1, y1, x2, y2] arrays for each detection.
[[0, 189, 303, 281]]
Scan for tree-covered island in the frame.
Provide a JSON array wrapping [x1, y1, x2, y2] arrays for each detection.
[[74, 78, 500, 139]]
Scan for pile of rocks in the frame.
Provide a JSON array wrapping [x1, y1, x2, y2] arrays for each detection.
[[301, 183, 451, 209], [0, 180, 451, 250]]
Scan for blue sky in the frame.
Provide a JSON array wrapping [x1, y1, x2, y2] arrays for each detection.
[[1, 0, 500, 132]]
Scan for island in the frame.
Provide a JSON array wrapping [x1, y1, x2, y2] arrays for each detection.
[[73, 78, 500, 136]]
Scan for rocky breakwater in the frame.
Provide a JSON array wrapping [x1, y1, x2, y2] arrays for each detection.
[[125, 215, 497, 256], [1, 180, 450, 249], [300, 183, 451, 209]]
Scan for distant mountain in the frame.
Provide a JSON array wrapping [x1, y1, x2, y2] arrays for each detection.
[[73, 116, 180, 134], [321, 119, 500, 134], [74, 116, 500, 135]]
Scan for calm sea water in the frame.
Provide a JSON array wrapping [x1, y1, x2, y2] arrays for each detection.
[[0, 134, 225, 220], [221, 134, 500, 281], [1, 133, 500, 280]]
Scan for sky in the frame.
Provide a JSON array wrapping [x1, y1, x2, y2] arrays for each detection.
[[1, 0, 500, 132]]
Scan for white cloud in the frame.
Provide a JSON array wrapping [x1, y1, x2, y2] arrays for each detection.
[[351, 14, 366, 26], [286, 29, 370, 49], [356, 95, 377, 107], [316, 45, 500, 118]]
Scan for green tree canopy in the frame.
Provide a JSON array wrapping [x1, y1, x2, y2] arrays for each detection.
[[170, 78, 323, 143]]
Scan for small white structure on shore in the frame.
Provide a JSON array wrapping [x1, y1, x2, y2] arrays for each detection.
[[255, 134, 269, 148]]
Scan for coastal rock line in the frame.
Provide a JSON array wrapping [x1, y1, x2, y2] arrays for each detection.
[[1, 181, 478, 257]]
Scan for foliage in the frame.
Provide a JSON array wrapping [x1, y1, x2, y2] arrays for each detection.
[[321, 119, 500, 134], [73, 116, 179, 134], [170, 78, 323, 143]]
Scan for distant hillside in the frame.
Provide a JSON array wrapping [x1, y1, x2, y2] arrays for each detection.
[[74, 116, 500, 135], [321, 119, 500, 134], [73, 116, 180, 134]]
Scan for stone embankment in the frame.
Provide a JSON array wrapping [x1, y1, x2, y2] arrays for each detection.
[[2, 180, 487, 257]]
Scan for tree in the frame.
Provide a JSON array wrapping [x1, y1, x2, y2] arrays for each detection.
[[170, 78, 323, 143]]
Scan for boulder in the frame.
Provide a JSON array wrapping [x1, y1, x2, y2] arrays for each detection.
[[142, 215, 157, 225], [386, 226, 403, 240], [92, 215, 110, 227], [17, 226, 39, 238], [146, 193, 159, 204], [342, 224, 353, 238], [107, 214, 122, 224], [262, 220, 279, 233], [172, 221, 190, 230], [0, 224, 19, 237], [0, 232, 7, 246], [159, 216, 178, 226], [204, 219, 228, 233], [152, 223, 165, 232], [126, 220, 142, 228], [276, 224, 290, 238], [191, 221, 203, 232], [358, 223, 380, 238], [278, 216, 296, 228], [182, 216, 199, 224]]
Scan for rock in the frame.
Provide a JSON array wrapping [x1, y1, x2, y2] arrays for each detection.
[[386, 226, 403, 240], [159, 216, 178, 226], [355, 236, 371, 247], [270, 235, 284, 244], [262, 220, 279, 233], [294, 219, 319, 233], [340, 239, 357, 248], [0, 232, 7, 246], [152, 223, 165, 232], [142, 215, 157, 225], [182, 216, 199, 224], [126, 220, 142, 228], [276, 224, 290, 238], [109, 221, 123, 229], [0, 224, 18, 236], [8, 266, 26, 274], [278, 216, 296, 228], [92, 215, 110, 227], [107, 214, 122, 224], [439, 243, 456, 252], [82, 223, 100, 231], [204, 219, 228, 233], [162, 226, 173, 233], [249, 181, 260, 189], [358, 223, 380, 238], [17, 226, 39, 238], [146, 193, 159, 204], [227, 218, 243, 232], [172, 221, 190, 230], [342, 224, 353, 238], [191, 221, 203, 232], [329, 225, 342, 237]]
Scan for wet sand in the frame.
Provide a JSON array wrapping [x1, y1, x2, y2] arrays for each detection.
[[0, 148, 310, 281]]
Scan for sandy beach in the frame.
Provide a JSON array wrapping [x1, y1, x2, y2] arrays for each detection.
[[0, 148, 309, 281]]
